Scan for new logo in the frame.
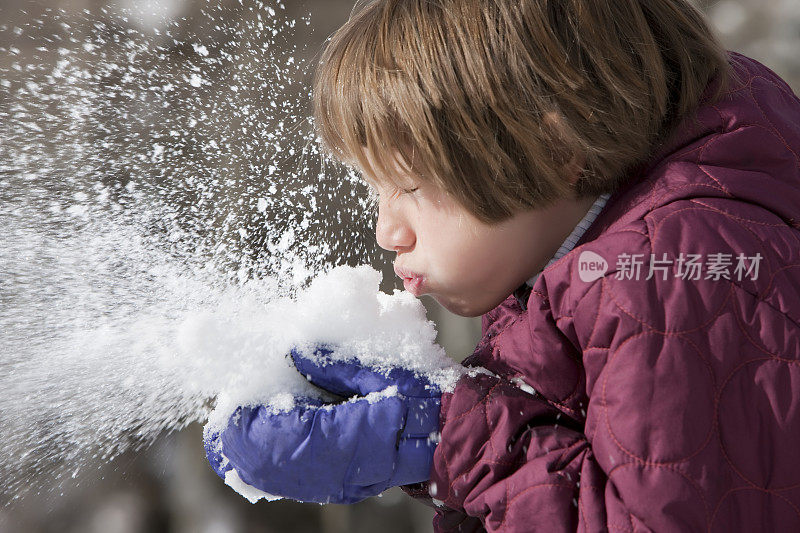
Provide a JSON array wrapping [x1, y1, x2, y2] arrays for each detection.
[[578, 251, 608, 282]]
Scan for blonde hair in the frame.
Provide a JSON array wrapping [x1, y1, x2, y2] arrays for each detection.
[[314, 0, 730, 222]]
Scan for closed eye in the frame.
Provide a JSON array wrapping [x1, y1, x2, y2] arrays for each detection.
[[389, 186, 419, 200]]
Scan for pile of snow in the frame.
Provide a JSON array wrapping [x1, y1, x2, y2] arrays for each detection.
[[198, 265, 463, 501]]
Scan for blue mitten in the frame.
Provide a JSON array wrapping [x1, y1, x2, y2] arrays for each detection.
[[204, 346, 441, 504]]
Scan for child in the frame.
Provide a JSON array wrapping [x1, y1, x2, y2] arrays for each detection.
[[207, 0, 800, 530]]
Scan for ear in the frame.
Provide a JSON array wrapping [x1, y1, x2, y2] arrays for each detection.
[[543, 111, 585, 189], [565, 153, 585, 186]]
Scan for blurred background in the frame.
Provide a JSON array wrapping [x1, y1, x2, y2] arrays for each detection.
[[0, 0, 798, 531]]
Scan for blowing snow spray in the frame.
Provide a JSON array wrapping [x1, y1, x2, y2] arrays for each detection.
[[0, 1, 457, 503]]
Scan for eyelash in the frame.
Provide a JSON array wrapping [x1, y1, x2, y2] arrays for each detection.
[[365, 185, 418, 206]]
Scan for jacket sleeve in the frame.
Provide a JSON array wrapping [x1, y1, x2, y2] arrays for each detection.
[[430, 373, 608, 532]]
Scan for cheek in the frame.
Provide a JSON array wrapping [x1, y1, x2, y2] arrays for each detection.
[[435, 232, 496, 282], [417, 197, 500, 280]]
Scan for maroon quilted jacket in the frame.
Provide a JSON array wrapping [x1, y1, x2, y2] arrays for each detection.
[[424, 53, 800, 531]]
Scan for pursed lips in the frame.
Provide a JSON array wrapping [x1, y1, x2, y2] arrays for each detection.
[[393, 264, 426, 296], [393, 263, 423, 281]]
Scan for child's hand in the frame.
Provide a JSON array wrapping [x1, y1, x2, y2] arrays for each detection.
[[204, 347, 441, 504]]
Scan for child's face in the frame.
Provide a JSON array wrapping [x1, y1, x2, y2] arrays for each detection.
[[369, 170, 597, 317]]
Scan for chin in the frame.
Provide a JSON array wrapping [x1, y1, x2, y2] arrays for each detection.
[[433, 295, 496, 318]]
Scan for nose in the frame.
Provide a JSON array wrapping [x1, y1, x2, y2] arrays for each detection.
[[375, 201, 415, 252]]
